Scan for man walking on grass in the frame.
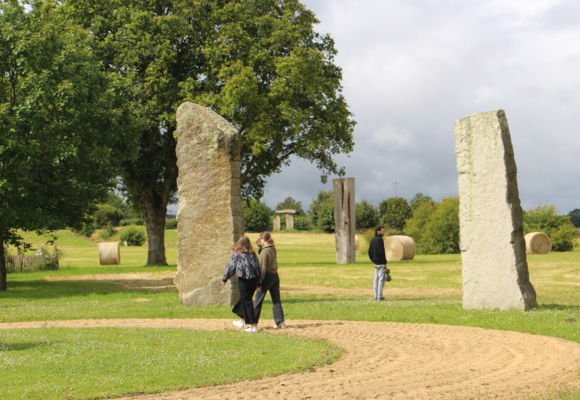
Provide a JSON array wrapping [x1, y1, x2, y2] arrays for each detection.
[[368, 225, 388, 301]]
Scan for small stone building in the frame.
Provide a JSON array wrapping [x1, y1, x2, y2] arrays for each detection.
[[273, 209, 296, 231]]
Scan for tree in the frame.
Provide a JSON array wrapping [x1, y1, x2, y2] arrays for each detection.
[[410, 193, 435, 212], [423, 197, 460, 254], [242, 198, 272, 232], [0, 2, 126, 290], [524, 205, 576, 251], [404, 200, 437, 253], [309, 191, 334, 233], [356, 200, 379, 230], [379, 197, 411, 233], [276, 197, 305, 216], [63, 0, 355, 265], [568, 209, 580, 228]]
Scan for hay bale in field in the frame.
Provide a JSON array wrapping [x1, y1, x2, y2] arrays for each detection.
[[98, 242, 120, 265], [385, 235, 415, 261], [525, 232, 551, 254]]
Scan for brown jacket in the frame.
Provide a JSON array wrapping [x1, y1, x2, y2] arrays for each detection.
[[258, 243, 278, 283]]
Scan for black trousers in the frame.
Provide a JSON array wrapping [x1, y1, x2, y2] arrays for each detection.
[[253, 272, 285, 325], [232, 277, 259, 325]]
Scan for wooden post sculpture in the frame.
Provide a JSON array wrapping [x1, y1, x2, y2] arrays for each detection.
[[333, 177, 356, 264]]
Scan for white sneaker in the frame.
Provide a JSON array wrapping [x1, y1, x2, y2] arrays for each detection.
[[244, 326, 257, 333], [273, 321, 287, 329], [232, 320, 244, 328]]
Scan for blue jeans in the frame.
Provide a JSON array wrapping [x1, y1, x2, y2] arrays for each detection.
[[374, 265, 386, 299]]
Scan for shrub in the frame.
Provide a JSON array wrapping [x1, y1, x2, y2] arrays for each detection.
[[525, 205, 576, 251], [119, 227, 146, 246], [242, 198, 272, 232], [73, 221, 96, 237], [165, 218, 177, 229], [120, 218, 144, 226], [94, 204, 124, 227], [294, 215, 312, 231], [98, 225, 116, 240]]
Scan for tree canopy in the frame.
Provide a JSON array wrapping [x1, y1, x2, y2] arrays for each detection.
[[0, 2, 129, 289], [62, 0, 355, 265], [379, 197, 411, 233], [276, 197, 305, 215]]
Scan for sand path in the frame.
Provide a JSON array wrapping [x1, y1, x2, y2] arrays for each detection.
[[1, 318, 578, 400]]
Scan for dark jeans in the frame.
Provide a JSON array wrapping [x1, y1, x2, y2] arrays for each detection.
[[253, 272, 285, 325], [232, 277, 259, 325]]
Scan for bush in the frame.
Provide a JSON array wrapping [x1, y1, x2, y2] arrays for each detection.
[[119, 227, 146, 246], [98, 225, 116, 240], [525, 205, 576, 251], [242, 198, 272, 232], [120, 218, 144, 226], [73, 221, 96, 238], [294, 215, 312, 231], [165, 218, 177, 229], [94, 204, 124, 227]]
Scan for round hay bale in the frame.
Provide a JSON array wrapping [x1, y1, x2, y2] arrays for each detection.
[[385, 235, 416, 261], [525, 232, 551, 254], [98, 242, 121, 265]]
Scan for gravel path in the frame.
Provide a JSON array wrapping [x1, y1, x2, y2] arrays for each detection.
[[1, 318, 578, 399]]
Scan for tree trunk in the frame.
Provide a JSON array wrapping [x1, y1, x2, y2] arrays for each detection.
[[0, 227, 7, 291], [141, 196, 168, 266]]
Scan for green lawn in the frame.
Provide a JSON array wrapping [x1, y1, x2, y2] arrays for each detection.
[[1, 229, 578, 399]]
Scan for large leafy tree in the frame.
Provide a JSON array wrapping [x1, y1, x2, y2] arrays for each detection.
[[0, 2, 128, 290], [379, 197, 412, 233], [309, 190, 334, 233], [63, 0, 355, 265], [356, 200, 378, 230]]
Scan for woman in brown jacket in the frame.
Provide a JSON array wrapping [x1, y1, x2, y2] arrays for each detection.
[[253, 232, 286, 328]]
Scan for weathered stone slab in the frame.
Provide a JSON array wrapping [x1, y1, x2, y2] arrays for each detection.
[[333, 177, 356, 264], [273, 214, 281, 231], [454, 110, 537, 310], [174, 102, 243, 306]]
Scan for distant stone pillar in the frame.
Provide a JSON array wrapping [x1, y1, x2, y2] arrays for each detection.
[[273, 214, 281, 231], [286, 213, 295, 230], [454, 110, 537, 310], [174, 102, 243, 306], [333, 177, 356, 264]]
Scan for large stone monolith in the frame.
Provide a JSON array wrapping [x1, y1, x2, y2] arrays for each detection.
[[333, 177, 356, 264], [454, 110, 537, 310], [174, 102, 243, 306]]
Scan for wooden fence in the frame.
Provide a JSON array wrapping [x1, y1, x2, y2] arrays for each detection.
[[5, 254, 59, 273]]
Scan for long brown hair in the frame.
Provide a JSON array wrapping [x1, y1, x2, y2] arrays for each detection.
[[259, 231, 274, 244], [233, 235, 255, 254]]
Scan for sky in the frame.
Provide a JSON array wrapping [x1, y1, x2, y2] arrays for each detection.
[[259, 0, 580, 214]]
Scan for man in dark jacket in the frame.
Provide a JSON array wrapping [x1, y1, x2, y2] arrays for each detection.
[[368, 225, 388, 300]]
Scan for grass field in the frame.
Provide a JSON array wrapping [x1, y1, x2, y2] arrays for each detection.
[[0, 229, 578, 399]]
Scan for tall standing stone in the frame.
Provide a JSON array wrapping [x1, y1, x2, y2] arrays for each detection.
[[174, 102, 243, 306], [454, 110, 537, 310], [333, 177, 356, 264]]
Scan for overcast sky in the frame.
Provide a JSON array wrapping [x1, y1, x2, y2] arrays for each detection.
[[260, 0, 580, 214]]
